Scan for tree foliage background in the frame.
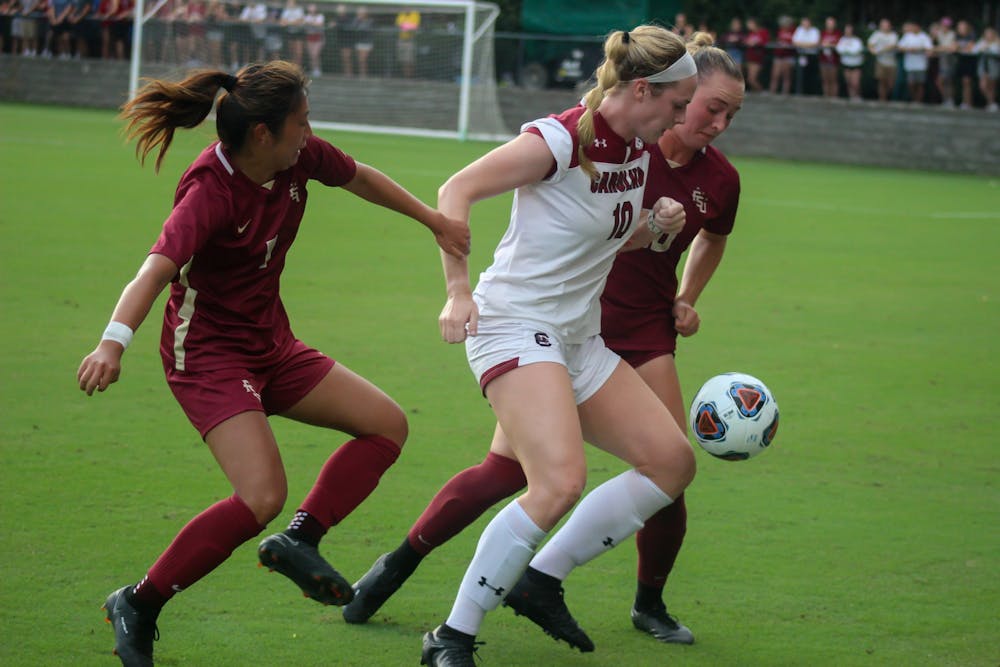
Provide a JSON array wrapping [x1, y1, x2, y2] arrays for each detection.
[[494, 0, 1000, 32]]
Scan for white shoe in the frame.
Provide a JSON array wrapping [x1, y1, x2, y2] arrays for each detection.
[[988, 103, 999, 112]]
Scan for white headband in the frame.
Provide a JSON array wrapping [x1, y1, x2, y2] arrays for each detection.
[[641, 51, 697, 83]]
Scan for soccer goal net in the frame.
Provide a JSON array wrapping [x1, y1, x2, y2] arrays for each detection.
[[130, 0, 509, 140]]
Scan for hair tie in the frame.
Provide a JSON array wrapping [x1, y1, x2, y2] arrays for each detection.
[[622, 30, 631, 44], [222, 74, 238, 92]]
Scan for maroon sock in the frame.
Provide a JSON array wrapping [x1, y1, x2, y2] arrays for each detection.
[[133, 495, 263, 608], [299, 435, 401, 530], [406, 451, 527, 556], [636, 492, 687, 589]]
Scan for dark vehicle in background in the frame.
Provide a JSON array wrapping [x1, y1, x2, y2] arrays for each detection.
[[496, 0, 681, 89]]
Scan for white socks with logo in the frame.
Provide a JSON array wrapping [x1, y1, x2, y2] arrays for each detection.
[[530, 469, 671, 580], [444, 499, 546, 636]]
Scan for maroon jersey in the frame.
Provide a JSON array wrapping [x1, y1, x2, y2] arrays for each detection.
[[820, 29, 842, 64], [600, 143, 739, 355], [773, 26, 796, 57], [744, 27, 770, 64], [150, 134, 357, 372]]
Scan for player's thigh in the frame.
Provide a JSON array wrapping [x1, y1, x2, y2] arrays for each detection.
[[487, 422, 518, 460], [579, 360, 690, 470], [205, 411, 287, 521], [486, 362, 585, 489], [634, 353, 687, 432], [280, 362, 407, 444]]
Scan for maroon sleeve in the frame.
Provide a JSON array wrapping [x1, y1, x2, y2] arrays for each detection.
[[704, 154, 740, 236], [300, 134, 357, 187], [149, 174, 231, 268]]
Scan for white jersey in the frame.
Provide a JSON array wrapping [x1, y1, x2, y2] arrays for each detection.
[[473, 106, 650, 343]]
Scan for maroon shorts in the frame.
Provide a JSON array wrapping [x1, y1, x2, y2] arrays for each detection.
[[165, 340, 335, 438], [602, 306, 678, 369], [614, 347, 675, 369]]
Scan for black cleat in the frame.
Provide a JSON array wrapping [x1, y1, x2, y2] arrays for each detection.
[[257, 533, 354, 606], [342, 553, 409, 624], [102, 586, 159, 667], [503, 574, 595, 652], [420, 624, 483, 667], [631, 604, 695, 644]]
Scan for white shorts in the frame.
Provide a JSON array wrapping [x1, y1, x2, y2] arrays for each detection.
[[465, 317, 620, 405]]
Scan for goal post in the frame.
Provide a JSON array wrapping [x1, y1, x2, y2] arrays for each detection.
[[129, 0, 510, 141]]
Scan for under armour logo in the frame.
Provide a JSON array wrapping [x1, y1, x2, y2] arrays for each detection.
[[602, 536, 615, 547], [477, 576, 506, 596], [692, 187, 708, 214], [534, 332, 552, 347], [242, 379, 261, 401], [289, 182, 300, 202], [594, 138, 607, 148]]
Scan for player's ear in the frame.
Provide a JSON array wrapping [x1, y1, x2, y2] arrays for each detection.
[[250, 122, 273, 146], [633, 78, 650, 101]]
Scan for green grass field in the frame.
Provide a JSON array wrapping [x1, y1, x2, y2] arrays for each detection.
[[1, 102, 998, 666]]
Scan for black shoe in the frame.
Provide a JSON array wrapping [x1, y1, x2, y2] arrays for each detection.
[[342, 553, 409, 624], [420, 624, 483, 667], [102, 586, 159, 667], [258, 533, 354, 606], [631, 604, 695, 644], [503, 574, 595, 652]]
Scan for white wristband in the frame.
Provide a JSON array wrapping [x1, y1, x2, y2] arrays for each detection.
[[646, 209, 662, 235], [102, 321, 134, 349]]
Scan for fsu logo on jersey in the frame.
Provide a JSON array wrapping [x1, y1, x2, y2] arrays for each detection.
[[692, 187, 708, 214], [289, 182, 300, 202]]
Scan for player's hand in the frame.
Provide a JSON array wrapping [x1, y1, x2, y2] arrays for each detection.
[[439, 293, 478, 343], [77, 341, 125, 396], [620, 216, 655, 252], [433, 212, 471, 259], [648, 196, 686, 236], [673, 299, 700, 337]]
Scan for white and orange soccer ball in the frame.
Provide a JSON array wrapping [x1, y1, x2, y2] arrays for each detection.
[[689, 372, 779, 461]]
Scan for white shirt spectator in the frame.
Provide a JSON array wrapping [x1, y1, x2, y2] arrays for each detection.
[[836, 34, 864, 67], [793, 24, 820, 53], [240, 2, 268, 23], [898, 29, 933, 72], [868, 29, 898, 67]]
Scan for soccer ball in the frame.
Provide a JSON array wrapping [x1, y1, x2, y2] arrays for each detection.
[[689, 372, 779, 461]]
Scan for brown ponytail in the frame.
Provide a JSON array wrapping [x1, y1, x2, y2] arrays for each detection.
[[120, 61, 308, 172]]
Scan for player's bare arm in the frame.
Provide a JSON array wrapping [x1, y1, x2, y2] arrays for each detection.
[[343, 162, 470, 259], [436, 133, 556, 343], [674, 230, 727, 336], [77, 253, 178, 396]]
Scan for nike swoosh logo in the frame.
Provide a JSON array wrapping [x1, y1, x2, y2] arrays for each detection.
[[237, 219, 251, 234]]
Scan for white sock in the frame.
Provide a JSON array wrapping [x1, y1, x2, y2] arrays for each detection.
[[530, 469, 671, 580], [445, 499, 546, 636]]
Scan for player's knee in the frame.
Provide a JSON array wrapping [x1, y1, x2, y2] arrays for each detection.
[[244, 485, 288, 525], [527, 470, 586, 526], [639, 434, 696, 490], [380, 404, 409, 448]]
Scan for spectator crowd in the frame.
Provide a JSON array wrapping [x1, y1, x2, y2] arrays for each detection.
[[677, 11, 998, 111], [1, 2, 998, 110]]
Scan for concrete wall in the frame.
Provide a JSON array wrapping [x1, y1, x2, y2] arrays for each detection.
[[4, 55, 999, 175], [497, 86, 1000, 176]]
